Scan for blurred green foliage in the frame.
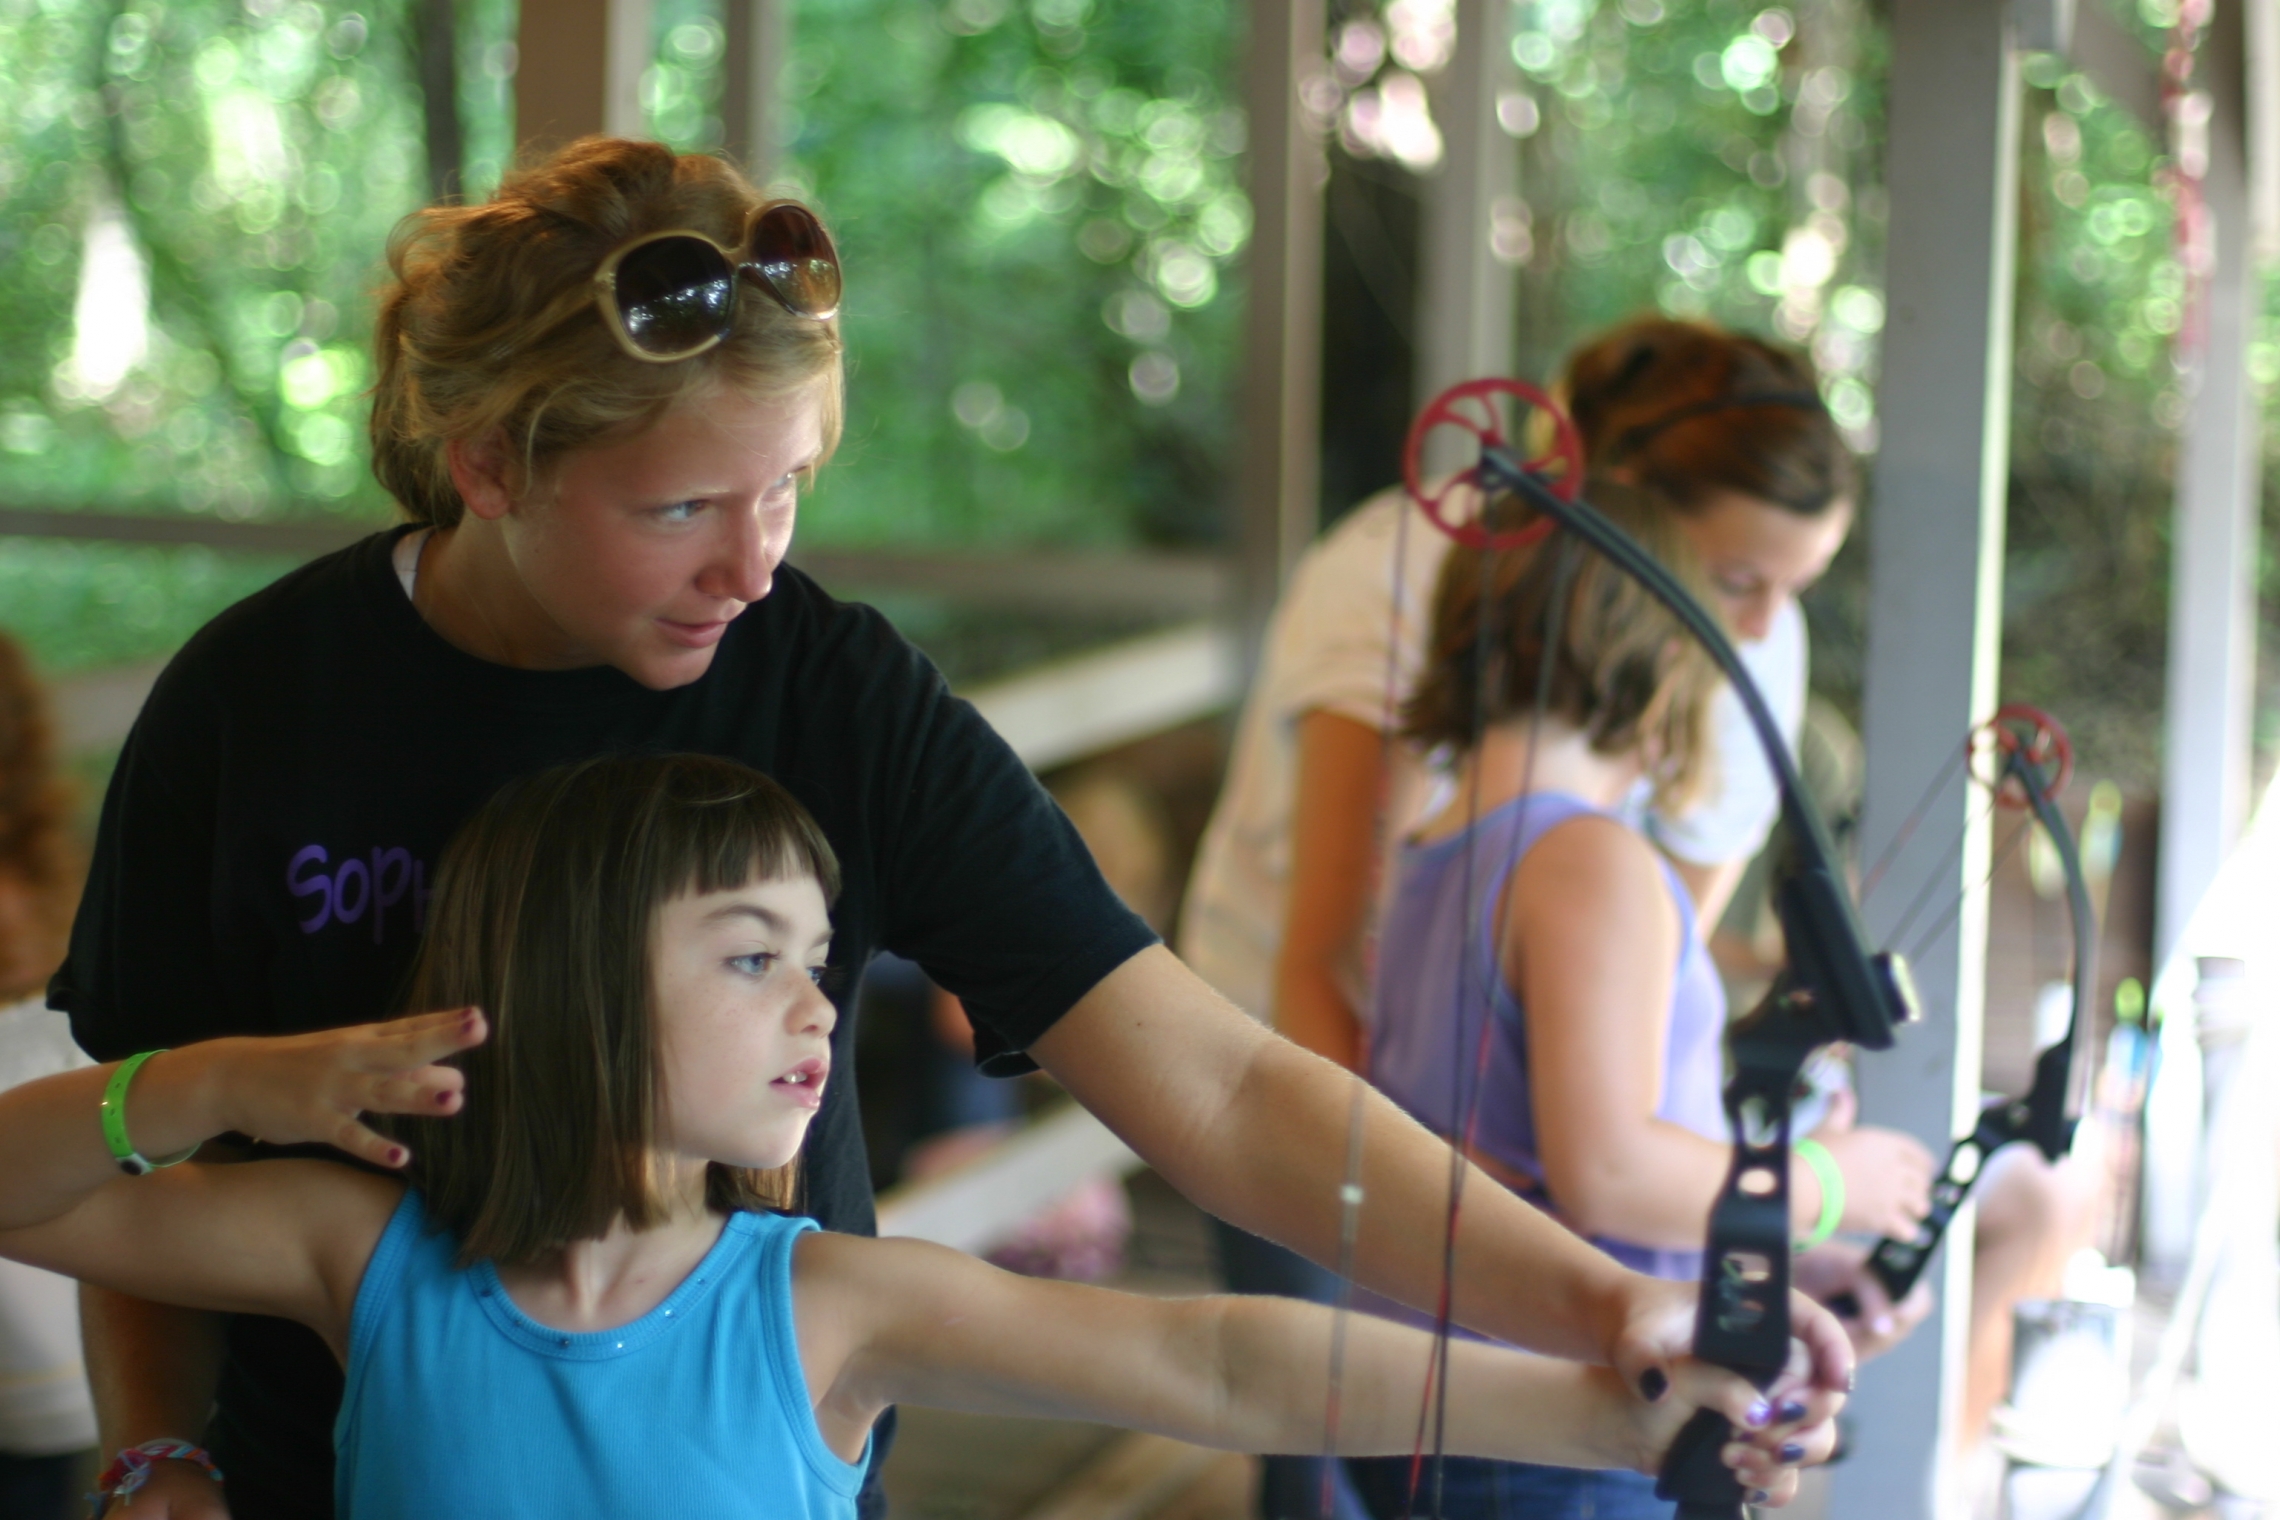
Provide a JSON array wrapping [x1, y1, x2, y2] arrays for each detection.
[[1, 0, 2272, 799], [777, 0, 1248, 551]]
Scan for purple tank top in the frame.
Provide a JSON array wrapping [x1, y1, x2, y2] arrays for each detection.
[[1368, 791, 1727, 1283]]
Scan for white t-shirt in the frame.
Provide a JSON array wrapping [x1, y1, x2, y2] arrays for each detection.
[[1177, 487, 1808, 1024], [0, 997, 97, 1455]]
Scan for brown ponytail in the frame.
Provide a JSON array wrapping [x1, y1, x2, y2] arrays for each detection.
[[1560, 316, 1852, 518]]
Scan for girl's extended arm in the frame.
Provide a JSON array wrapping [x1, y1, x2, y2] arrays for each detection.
[[1512, 819, 1929, 1246], [797, 1233, 1834, 1498], [1273, 709, 1390, 1070], [0, 1010, 484, 1339]]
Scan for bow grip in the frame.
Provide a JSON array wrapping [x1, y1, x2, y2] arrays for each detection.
[[1656, 1407, 1750, 1519]]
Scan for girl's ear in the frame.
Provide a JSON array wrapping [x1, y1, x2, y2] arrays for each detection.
[[446, 431, 518, 522]]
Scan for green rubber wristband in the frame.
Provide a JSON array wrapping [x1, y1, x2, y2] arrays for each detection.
[[1792, 1136, 1845, 1252], [99, 1051, 197, 1177]]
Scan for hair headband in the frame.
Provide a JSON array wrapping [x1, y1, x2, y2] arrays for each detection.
[[1611, 389, 1829, 461]]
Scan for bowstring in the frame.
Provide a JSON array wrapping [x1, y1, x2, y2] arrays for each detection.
[[1880, 787, 2003, 951], [1318, 486, 1421, 1512], [1398, 504, 1504, 1519], [1854, 742, 1971, 905], [1407, 498, 1577, 1520], [1898, 806, 2035, 968]]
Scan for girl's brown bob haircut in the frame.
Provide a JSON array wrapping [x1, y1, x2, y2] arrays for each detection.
[[385, 753, 841, 1267], [1403, 478, 1725, 812], [370, 137, 844, 527], [1562, 315, 1853, 519]]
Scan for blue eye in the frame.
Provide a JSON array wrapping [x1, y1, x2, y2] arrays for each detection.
[[729, 953, 777, 976], [655, 500, 703, 524]]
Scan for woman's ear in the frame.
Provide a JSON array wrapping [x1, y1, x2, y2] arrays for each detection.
[[446, 432, 518, 522]]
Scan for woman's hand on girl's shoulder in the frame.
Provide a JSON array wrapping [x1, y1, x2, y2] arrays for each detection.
[[200, 1007, 487, 1168]]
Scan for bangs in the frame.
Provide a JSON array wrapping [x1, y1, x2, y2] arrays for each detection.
[[384, 752, 838, 1265]]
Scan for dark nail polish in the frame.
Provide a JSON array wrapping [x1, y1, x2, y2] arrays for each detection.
[[388, 1146, 406, 1165], [1639, 1368, 1669, 1402], [1746, 1400, 1773, 1428], [1750, 1491, 1771, 1506], [1780, 1442, 1805, 1463], [1778, 1400, 1808, 1423]]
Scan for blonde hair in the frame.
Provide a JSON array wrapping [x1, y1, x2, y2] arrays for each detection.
[[371, 138, 845, 526], [1402, 479, 1725, 812]]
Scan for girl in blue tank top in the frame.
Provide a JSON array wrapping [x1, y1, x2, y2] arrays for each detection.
[[1347, 485, 1836, 1520], [0, 754, 1827, 1518]]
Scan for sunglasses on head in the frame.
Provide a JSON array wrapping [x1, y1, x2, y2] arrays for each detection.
[[591, 200, 842, 363]]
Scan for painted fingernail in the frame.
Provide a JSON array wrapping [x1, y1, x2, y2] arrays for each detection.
[[1639, 1368, 1669, 1402], [1746, 1400, 1774, 1428], [437, 1091, 453, 1106], [1780, 1442, 1805, 1463], [1777, 1400, 1808, 1423], [1751, 1491, 1771, 1505], [388, 1146, 406, 1165]]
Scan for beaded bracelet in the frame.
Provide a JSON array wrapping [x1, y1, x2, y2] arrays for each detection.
[[1792, 1137, 1846, 1252], [90, 1438, 224, 1515]]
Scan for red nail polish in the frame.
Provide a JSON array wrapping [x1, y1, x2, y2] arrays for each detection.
[[388, 1146, 406, 1165]]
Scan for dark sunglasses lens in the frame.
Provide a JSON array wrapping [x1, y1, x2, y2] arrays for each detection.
[[746, 204, 842, 319], [613, 236, 736, 355]]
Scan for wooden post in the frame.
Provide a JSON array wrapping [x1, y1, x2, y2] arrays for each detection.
[[1413, 0, 1518, 426], [1236, 0, 1328, 634], [1835, 2, 2021, 1513], [719, 0, 790, 185], [512, 0, 653, 157]]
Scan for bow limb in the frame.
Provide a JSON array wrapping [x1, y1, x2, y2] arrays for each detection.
[[1855, 717, 2096, 1306]]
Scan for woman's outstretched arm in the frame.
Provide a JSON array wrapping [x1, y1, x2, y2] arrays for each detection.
[[0, 1010, 483, 1338], [1030, 947, 1855, 1401], [1512, 818, 1932, 1247], [797, 1232, 1836, 1500]]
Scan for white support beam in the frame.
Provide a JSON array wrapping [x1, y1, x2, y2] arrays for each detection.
[[1837, 3, 2022, 1516], [1236, 0, 1328, 623], [2156, 0, 2264, 973], [963, 621, 1242, 774], [57, 621, 1241, 770], [873, 1102, 1142, 1254], [1413, 0, 1518, 444], [719, 0, 790, 185]]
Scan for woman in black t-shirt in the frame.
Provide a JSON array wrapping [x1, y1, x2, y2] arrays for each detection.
[[57, 140, 1848, 1520]]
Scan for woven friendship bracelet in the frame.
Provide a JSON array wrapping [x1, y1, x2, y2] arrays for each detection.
[[91, 1438, 224, 1515]]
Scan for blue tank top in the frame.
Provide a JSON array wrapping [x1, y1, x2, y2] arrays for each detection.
[[1369, 792, 1727, 1283], [335, 1190, 867, 1519]]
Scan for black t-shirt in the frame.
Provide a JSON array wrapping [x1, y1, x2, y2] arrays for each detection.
[[53, 528, 1156, 1518]]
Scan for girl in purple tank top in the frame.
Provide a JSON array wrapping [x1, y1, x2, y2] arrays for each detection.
[[1349, 485, 1789, 1520]]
